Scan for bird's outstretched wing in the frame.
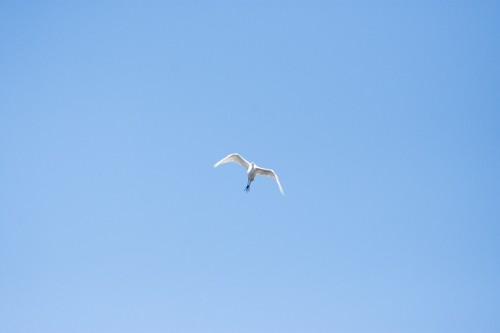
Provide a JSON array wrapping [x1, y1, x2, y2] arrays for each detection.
[[255, 167, 285, 195], [214, 153, 250, 170]]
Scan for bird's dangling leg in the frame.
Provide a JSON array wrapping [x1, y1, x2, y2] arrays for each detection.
[[244, 179, 251, 193]]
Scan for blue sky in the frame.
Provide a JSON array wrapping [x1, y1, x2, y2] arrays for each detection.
[[1, 1, 499, 332]]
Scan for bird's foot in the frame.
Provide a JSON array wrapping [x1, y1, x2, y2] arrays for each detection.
[[244, 185, 250, 193]]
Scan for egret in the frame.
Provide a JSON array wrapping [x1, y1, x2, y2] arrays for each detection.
[[214, 153, 285, 195]]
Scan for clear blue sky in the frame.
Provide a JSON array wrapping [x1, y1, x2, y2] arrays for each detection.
[[1, 1, 499, 332]]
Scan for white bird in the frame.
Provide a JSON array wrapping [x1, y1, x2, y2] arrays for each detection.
[[214, 153, 285, 195]]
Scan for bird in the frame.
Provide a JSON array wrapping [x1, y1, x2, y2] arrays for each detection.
[[214, 153, 285, 195]]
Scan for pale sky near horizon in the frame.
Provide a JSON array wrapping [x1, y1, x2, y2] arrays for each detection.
[[1, 1, 499, 332]]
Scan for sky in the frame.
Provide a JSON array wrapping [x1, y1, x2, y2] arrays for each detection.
[[1, 1, 499, 332]]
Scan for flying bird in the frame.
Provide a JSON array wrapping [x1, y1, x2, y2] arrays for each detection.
[[214, 153, 285, 195]]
